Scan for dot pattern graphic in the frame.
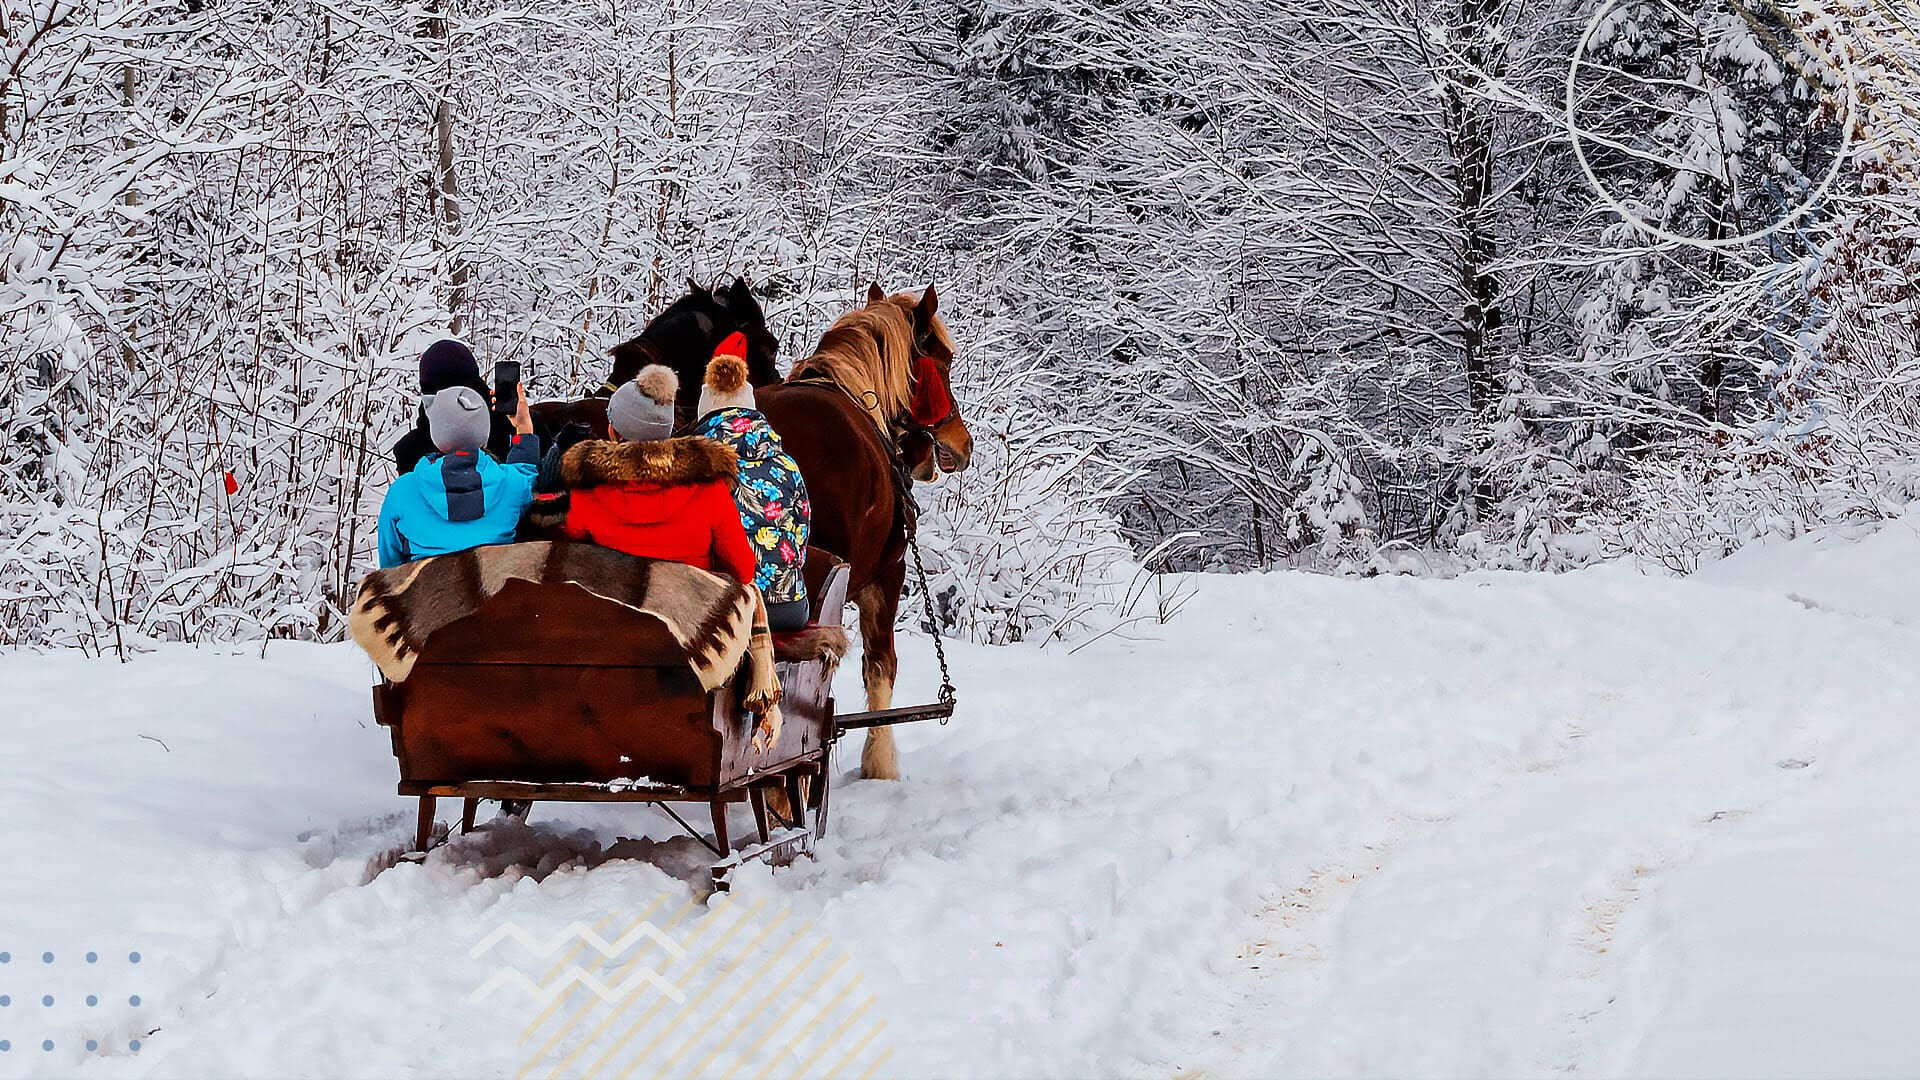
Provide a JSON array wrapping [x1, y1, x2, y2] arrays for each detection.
[[0, 946, 147, 1057]]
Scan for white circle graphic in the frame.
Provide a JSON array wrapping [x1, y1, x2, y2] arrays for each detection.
[[1565, 0, 1857, 249]]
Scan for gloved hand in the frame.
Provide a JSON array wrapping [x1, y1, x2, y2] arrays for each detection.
[[518, 490, 570, 539], [533, 441, 568, 491]]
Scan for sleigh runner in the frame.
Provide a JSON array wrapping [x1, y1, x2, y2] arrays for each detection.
[[352, 541, 851, 885]]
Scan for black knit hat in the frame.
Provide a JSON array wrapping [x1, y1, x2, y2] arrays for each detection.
[[419, 339, 481, 395]]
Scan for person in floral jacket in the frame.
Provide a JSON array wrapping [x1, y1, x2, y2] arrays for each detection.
[[693, 333, 813, 630]]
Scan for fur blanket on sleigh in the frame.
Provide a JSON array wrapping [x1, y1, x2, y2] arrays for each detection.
[[348, 542, 781, 713]]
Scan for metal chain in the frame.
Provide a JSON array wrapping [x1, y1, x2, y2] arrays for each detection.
[[889, 430, 957, 717], [906, 526, 956, 714]]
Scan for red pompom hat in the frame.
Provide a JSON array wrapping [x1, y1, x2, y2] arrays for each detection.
[[699, 332, 757, 416]]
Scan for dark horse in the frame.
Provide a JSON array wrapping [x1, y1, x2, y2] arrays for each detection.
[[758, 283, 973, 780], [530, 277, 781, 441]]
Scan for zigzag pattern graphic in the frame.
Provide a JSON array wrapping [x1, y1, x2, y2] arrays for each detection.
[[469, 920, 687, 962], [469, 964, 686, 1005]]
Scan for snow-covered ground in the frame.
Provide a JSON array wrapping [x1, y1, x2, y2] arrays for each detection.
[[3, 518, 1918, 1078]]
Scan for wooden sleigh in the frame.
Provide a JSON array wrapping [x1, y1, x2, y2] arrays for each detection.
[[369, 549, 851, 887]]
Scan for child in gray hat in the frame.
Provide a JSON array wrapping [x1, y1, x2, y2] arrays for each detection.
[[376, 379, 541, 567]]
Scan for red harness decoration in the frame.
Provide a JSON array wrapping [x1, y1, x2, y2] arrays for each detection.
[[908, 355, 954, 427]]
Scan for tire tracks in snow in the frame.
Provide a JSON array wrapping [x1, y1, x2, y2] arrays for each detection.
[[1145, 572, 1915, 1077], [1140, 822, 1425, 1080]]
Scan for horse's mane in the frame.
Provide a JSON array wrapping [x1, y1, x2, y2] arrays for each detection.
[[787, 298, 918, 424]]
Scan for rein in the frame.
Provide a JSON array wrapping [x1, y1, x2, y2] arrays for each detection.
[[782, 371, 879, 414]]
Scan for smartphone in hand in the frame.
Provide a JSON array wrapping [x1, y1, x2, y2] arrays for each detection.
[[494, 360, 522, 416]]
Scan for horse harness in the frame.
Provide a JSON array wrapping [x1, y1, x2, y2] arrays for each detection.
[[784, 354, 958, 457], [782, 360, 958, 715]]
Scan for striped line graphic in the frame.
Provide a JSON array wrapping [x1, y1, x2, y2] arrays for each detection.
[[497, 899, 891, 1078], [472, 920, 687, 962], [472, 964, 686, 1006]]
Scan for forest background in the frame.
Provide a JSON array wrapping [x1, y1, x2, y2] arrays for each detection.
[[3, 0, 1915, 651]]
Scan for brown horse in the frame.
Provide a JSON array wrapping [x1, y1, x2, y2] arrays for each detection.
[[758, 283, 973, 780], [530, 277, 781, 442]]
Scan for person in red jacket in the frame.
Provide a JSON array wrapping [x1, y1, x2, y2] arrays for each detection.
[[522, 364, 756, 583]]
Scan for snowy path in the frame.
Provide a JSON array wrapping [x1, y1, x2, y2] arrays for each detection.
[[1149, 528, 1920, 1079], [3, 525, 1918, 1078]]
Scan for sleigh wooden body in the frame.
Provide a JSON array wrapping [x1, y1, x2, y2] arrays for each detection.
[[370, 549, 850, 886]]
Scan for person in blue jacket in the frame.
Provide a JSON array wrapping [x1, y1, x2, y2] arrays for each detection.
[[378, 380, 540, 567]]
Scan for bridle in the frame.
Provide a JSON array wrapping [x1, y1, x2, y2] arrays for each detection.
[[897, 345, 960, 452]]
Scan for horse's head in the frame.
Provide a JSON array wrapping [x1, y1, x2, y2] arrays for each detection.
[[606, 277, 782, 425], [606, 282, 721, 390], [870, 282, 971, 481], [714, 277, 781, 384]]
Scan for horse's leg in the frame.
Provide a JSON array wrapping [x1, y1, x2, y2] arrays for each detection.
[[853, 563, 905, 780]]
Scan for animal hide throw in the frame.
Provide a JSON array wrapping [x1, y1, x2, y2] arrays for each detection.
[[350, 541, 764, 693]]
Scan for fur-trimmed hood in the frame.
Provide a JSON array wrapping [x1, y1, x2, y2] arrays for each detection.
[[557, 436, 738, 490]]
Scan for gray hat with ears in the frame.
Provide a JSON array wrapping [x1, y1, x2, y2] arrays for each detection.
[[608, 365, 679, 442], [424, 385, 492, 453]]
